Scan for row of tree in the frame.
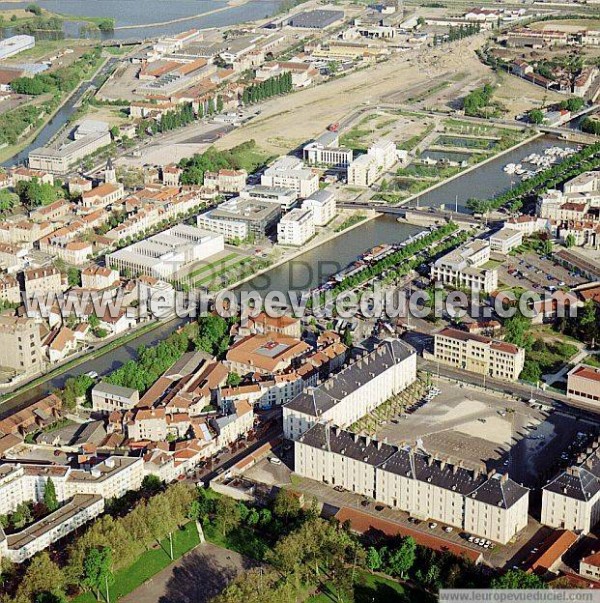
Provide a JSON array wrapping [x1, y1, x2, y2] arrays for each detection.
[[157, 103, 195, 134], [0, 482, 195, 603], [241, 72, 293, 106], [433, 23, 481, 46]]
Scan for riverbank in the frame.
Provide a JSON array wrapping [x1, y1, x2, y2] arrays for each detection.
[[394, 131, 543, 210], [228, 209, 379, 292], [0, 53, 110, 165], [112, 0, 252, 31], [0, 317, 167, 408]]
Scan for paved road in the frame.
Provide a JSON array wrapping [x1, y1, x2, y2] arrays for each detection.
[[120, 542, 258, 603]]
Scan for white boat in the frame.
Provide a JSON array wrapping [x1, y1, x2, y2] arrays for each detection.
[[504, 163, 517, 174]]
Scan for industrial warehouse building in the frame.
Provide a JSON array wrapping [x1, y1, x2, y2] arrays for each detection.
[[107, 224, 224, 279]]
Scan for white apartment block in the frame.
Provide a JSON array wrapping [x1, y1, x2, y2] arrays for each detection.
[[261, 156, 319, 199], [197, 210, 248, 242], [240, 185, 298, 212], [433, 328, 525, 381], [303, 131, 353, 168], [0, 456, 143, 562], [204, 169, 248, 193], [295, 424, 529, 544], [489, 227, 523, 254], [542, 441, 600, 533], [302, 189, 336, 226], [430, 239, 499, 293], [0, 495, 104, 563], [347, 140, 398, 187], [283, 338, 417, 440], [277, 207, 315, 246]]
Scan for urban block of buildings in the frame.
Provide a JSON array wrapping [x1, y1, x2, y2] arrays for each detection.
[[430, 239, 499, 293]]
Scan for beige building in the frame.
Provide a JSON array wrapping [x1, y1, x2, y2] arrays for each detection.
[[0, 315, 44, 373], [0, 274, 21, 304], [433, 328, 525, 381], [489, 227, 523, 254], [567, 364, 600, 406], [204, 169, 248, 193], [580, 552, 600, 580], [302, 189, 336, 227], [81, 182, 125, 208], [284, 338, 417, 440], [261, 156, 319, 199], [127, 408, 168, 442], [24, 266, 66, 299], [81, 265, 120, 290], [347, 140, 398, 187], [92, 381, 140, 415], [430, 240, 499, 293], [295, 424, 529, 544]]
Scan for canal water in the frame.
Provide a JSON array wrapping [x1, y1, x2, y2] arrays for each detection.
[[0, 0, 282, 40], [412, 135, 578, 211]]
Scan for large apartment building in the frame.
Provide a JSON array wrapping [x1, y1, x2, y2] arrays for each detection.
[[283, 338, 417, 440], [430, 240, 499, 293], [542, 438, 600, 533], [277, 207, 315, 246], [433, 328, 525, 381], [0, 457, 143, 562], [295, 424, 529, 544]]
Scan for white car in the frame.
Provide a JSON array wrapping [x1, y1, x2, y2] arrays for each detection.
[[443, 526, 453, 533], [428, 522, 438, 529], [85, 371, 98, 379], [268, 457, 282, 465]]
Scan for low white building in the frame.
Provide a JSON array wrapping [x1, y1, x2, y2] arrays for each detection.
[[489, 227, 523, 254], [302, 189, 336, 226], [303, 131, 353, 168], [347, 140, 398, 187], [430, 239, 499, 293], [107, 224, 224, 279], [277, 207, 315, 246]]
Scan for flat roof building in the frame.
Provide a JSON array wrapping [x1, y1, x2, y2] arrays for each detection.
[[199, 196, 282, 239], [277, 207, 315, 246], [261, 156, 319, 199], [288, 9, 345, 29], [430, 239, 499, 293], [0, 35, 35, 60], [107, 224, 224, 279], [433, 328, 525, 381], [567, 364, 600, 407]]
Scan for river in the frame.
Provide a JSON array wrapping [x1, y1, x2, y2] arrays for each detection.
[[2, 58, 119, 167], [0, 134, 577, 412], [0, 0, 283, 40]]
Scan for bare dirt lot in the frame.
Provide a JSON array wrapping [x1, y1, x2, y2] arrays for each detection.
[[215, 35, 492, 156], [120, 542, 258, 603], [375, 381, 599, 489]]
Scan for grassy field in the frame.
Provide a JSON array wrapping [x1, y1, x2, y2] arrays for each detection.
[[309, 570, 435, 603], [73, 522, 200, 603]]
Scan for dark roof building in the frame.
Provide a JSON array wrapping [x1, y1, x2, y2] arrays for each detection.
[[288, 9, 345, 29]]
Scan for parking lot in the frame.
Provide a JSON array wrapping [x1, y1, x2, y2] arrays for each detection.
[[375, 380, 599, 488], [499, 250, 587, 293]]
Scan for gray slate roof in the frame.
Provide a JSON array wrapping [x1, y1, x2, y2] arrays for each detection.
[[285, 338, 414, 417]]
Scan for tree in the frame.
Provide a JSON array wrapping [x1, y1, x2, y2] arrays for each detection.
[[214, 496, 242, 536], [0, 188, 18, 215], [342, 328, 353, 348], [386, 536, 416, 578], [27, 4, 42, 15], [565, 233, 576, 248], [541, 239, 553, 256], [503, 313, 533, 350], [15, 179, 58, 208], [67, 267, 81, 287], [216, 95, 224, 113], [43, 478, 58, 512], [82, 547, 113, 600], [273, 489, 301, 520], [226, 372, 242, 387], [141, 474, 162, 494], [366, 546, 382, 571], [491, 569, 547, 589], [528, 109, 545, 125], [17, 551, 64, 602]]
